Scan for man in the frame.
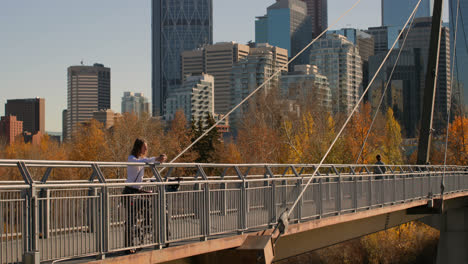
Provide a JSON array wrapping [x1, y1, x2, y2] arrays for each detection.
[[374, 154, 386, 179]]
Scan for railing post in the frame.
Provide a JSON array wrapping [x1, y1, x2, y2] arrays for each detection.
[[318, 177, 323, 218], [99, 186, 110, 258], [296, 178, 303, 222], [369, 174, 373, 208], [158, 184, 167, 246], [17, 162, 40, 264], [91, 164, 108, 259], [336, 171, 342, 215], [265, 166, 275, 227], [38, 189, 50, 239], [196, 165, 210, 241], [353, 176, 358, 212]]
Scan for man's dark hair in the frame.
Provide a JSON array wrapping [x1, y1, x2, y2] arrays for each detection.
[[376, 154, 381, 161], [131, 138, 147, 158]]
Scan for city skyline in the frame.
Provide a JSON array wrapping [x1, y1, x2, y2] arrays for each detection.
[[1, 0, 449, 132]]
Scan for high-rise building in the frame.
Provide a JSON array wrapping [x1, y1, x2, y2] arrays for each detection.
[[328, 29, 375, 62], [366, 26, 390, 54], [381, 0, 432, 51], [152, 0, 213, 116], [450, 0, 468, 107], [382, 0, 431, 27], [328, 28, 374, 92], [255, 0, 312, 65], [280, 64, 332, 112], [310, 34, 363, 114], [300, 0, 328, 37], [182, 42, 250, 114], [231, 44, 288, 130], [121, 92, 150, 117], [368, 49, 424, 137], [64, 63, 111, 140], [0, 116, 23, 145], [164, 74, 215, 124], [5, 98, 45, 135], [399, 17, 451, 134]]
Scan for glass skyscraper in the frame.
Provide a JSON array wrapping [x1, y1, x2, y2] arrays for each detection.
[[152, 0, 213, 116], [255, 0, 312, 65], [382, 0, 432, 27], [381, 0, 432, 50], [450, 0, 468, 107]]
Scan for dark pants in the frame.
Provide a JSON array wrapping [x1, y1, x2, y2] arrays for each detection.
[[123, 187, 151, 248]]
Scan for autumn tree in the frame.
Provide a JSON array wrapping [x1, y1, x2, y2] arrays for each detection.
[[447, 116, 468, 165], [165, 110, 196, 163], [191, 113, 221, 163], [68, 119, 110, 163], [382, 108, 403, 164]]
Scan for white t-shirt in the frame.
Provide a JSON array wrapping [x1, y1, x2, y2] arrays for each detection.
[[126, 155, 156, 189]]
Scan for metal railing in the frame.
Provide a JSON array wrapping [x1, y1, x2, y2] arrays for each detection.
[[0, 159, 467, 263]]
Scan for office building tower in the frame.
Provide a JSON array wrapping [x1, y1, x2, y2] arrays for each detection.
[[280, 64, 332, 112], [300, 0, 328, 37], [329, 28, 375, 62], [310, 34, 363, 114], [255, 0, 312, 65], [399, 17, 451, 134], [381, 0, 432, 51], [368, 49, 424, 137], [231, 44, 288, 130], [366, 26, 390, 54], [5, 98, 45, 134], [64, 63, 111, 140], [382, 0, 431, 27], [0, 116, 23, 145], [329, 28, 374, 91], [164, 74, 215, 124], [182, 42, 250, 114], [121, 92, 150, 117], [450, 0, 468, 106], [152, 0, 213, 116]]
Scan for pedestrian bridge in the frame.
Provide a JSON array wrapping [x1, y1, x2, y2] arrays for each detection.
[[1, 160, 467, 263]]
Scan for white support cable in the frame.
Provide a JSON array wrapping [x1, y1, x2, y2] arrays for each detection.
[[163, 0, 363, 169], [287, 0, 423, 218], [355, 10, 418, 164], [442, 0, 460, 190]]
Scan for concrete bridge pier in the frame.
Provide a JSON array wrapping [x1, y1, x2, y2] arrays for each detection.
[[436, 206, 468, 264]]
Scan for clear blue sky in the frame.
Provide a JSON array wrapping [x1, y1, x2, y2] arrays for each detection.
[[0, 0, 447, 132]]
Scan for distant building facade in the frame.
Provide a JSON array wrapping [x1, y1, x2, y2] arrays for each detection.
[[121, 92, 150, 117], [310, 34, 363, 114], [93, 109, 118, 129], [280, 64, 332, 112], [231, 44, 288, 130], [399, 17, 451, 134], [0, 116, 23, 145], [366, 26, 390, 54], [152, 0, 213, 116], [63, 63, 111, 141], [5, 98, 45, 134], [381, 0, 432, 50], [255, 0, 312, 65], [368, 49, 424, 137], [300, 0, 328, 37], [164, 74, 215, 124], [182, 42, 250, 114], [450, 0, 468, 106]]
